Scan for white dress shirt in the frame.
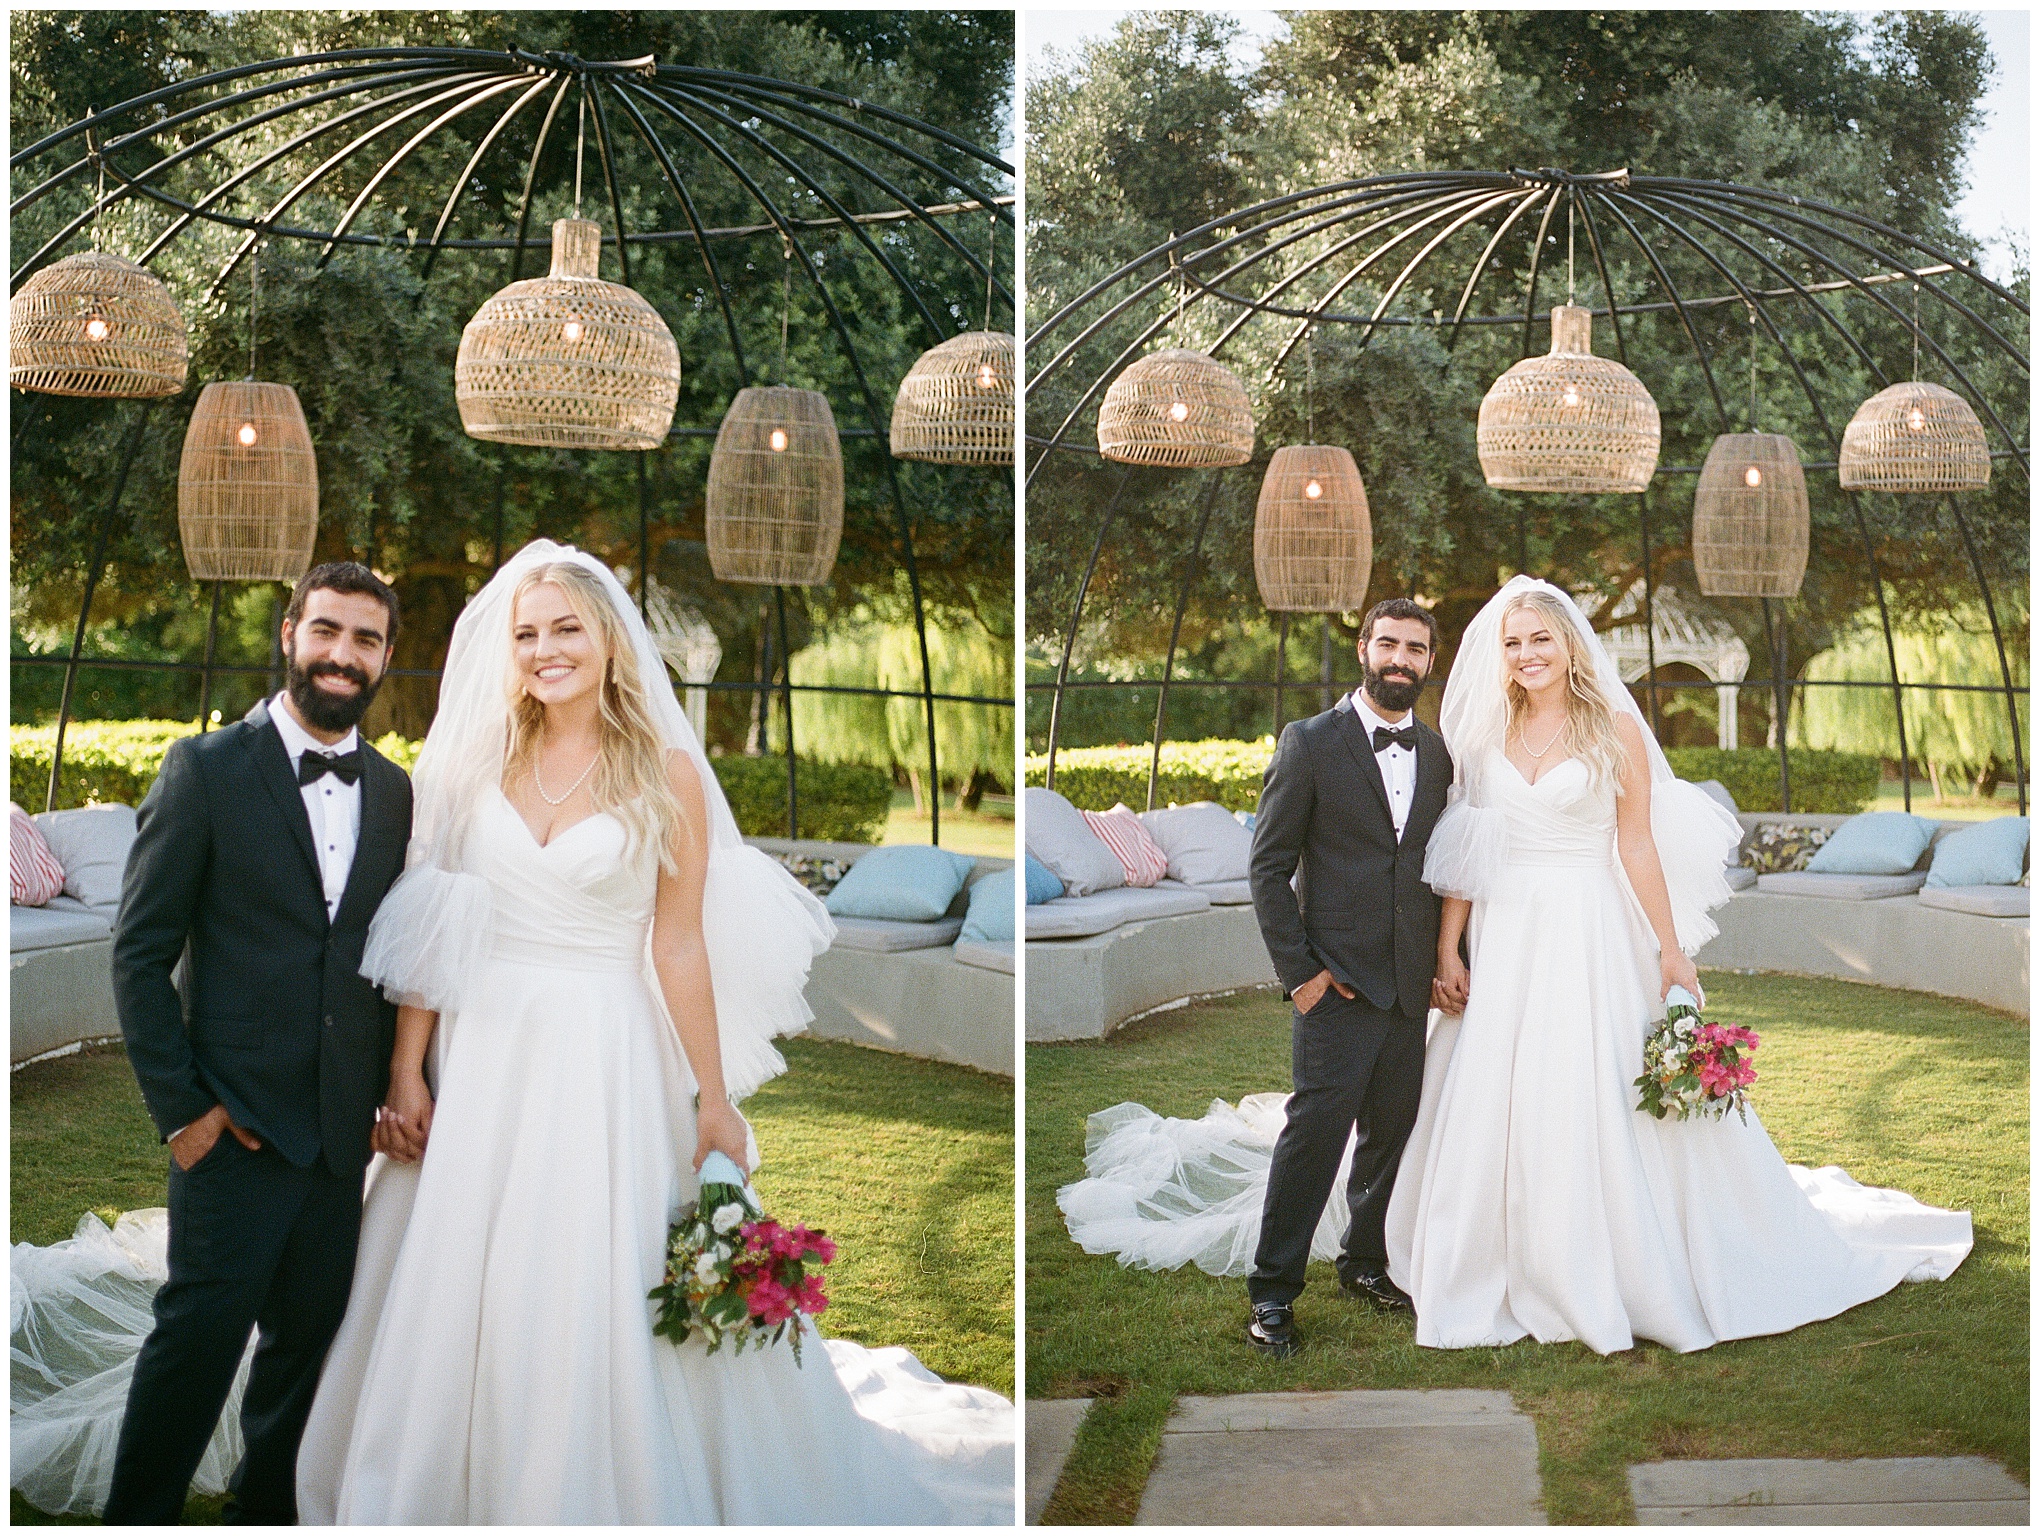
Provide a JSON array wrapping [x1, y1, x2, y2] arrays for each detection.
[[1349, 688, 1417, 841], [268, 692, 362, 922]]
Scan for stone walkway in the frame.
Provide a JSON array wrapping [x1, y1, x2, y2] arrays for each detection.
[[1628, 1456, 2030, 1525], [1025, 1399, 1091, 1524], [1132, 1388, 1545, 1524]]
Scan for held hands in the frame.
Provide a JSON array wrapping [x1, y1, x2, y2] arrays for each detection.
[[375, 1069, 436, 1164], [1432, 951, 1471, 1015], [1292, 969, 1356, 1015], [693, 1098, 750, 1173], [1660, 949, 1703, 1006], [169, 1103, 262, 1171]]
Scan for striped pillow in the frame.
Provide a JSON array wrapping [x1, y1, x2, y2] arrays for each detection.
[[1080, 804, 1169, 888], [10, 804, 65, 907]]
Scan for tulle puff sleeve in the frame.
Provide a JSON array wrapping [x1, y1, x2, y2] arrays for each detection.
[[1648, 777, 1746, 955], [696, 844, 836, 1102], [360, 859, 494, 1014], [1422, 794, 1511, 902]]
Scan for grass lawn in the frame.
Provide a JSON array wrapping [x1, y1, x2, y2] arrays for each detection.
[[13, 1035, 1013, 1525], [883, 787, 1014, 858], [1872, 778, 2025, 821], [1027, 972, 2027, 1524]]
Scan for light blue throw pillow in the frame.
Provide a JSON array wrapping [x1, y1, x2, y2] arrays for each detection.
[[824, 845, 979, 922], [1925, 816, 2028, 888], [1805, 812, 1935, 877], [1023, 854, 1063, 905], [959, 869, 1017, 945]]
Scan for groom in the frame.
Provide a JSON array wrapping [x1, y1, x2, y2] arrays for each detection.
[[1244, 597, 1451, 1357], [104, 563, 412, 1524]]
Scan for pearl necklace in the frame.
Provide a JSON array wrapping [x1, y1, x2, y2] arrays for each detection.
[[1520, 718, 1567, 759], [534, 748, 598, 806]]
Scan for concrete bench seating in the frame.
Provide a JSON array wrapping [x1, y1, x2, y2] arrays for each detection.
[[1918, 884, 2029, 918], [1756, 870, 1929, 899], [11, 805, 134, 1066]]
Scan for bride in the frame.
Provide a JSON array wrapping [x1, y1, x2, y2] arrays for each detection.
[[1060, 576, 1972, 1355], [14, 543, 1011, 1523]]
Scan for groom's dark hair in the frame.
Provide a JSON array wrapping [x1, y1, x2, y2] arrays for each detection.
[[1359, 596, 1437, 651], [286, 561, 400, 640]]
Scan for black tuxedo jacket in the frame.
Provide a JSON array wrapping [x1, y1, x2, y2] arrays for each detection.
[[1248, 696, 1453, 1019], [112, 697, 412, 1177]]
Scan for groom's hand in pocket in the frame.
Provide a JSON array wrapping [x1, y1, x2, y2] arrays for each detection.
[[1293, 969, 1355, 1015], [169, 1104, 262, 1171]]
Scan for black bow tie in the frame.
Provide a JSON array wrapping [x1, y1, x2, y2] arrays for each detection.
[[1372, 725, 1417, 754], [298, 748, 363, 786]]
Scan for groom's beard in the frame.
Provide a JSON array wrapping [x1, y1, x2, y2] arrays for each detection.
[[1363, 661, 1424, 714], [285, 646, 384, 733]]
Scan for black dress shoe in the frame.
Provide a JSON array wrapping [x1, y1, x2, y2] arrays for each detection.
[[1340, 1269, 1414, 1313], [1246, 1301, 1299, 1358]]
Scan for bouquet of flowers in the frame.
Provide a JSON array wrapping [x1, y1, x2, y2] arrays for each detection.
[[648, 1151, 835, 1366], [1634, 985, 1760, 1123]]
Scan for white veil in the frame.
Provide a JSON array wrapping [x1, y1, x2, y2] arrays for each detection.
[[1422, 574, 1742, 954], [360, 539, 834, 1101]]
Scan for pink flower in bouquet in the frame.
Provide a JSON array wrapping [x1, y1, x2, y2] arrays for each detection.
[[797, 1275, 829, 1314], [805, 1231, 836, 1264], [744, 1219, 782, 1255], [747, 1275, 798, 1325]]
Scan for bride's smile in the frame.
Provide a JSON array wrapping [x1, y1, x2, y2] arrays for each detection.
[[1501, 610, 1567, 694], [512, 582, 605, 709]]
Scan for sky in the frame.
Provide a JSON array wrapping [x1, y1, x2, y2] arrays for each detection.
[[1022, 8, 2029, 279]]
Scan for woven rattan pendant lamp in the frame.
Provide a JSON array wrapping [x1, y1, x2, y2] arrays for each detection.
[[705, 385, 844, 586], [1692, 434, 1808, 597], [1254, 445, 1372, 612], [455, 217, 680, 450], [1838, 381, 1990, 491], [890, 330, 1015, 464], [1098, 348, 1254, 467], [1478, 303, 1659, 493], [11, 251, 189, 399]]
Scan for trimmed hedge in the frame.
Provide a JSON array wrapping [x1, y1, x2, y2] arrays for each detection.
[[710, 755, 892, 843], [1663, 747, 1880, 815], [1024, 738, 1275, 813], [13, 724, 887, 843]]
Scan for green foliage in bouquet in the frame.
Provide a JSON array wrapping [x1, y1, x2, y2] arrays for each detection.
[[1666, 748, 1880, 815], [1024, 737, 1275, 812]]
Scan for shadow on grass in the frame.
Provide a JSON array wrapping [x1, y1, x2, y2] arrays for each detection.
[[1027, 972, 2028, 1524]]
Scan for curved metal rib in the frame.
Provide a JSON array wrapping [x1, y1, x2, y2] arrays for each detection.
[[1517, 185, 1564, 357], [1443, 186, 1549, 349], [506, 71, 574, 283], [418, 72, 561, 282], [664, 67, 1014, 172]]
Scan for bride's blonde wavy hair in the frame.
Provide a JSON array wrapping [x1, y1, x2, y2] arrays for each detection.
[[502, 561, 695, 871], [1500, 588, 1631, 795]]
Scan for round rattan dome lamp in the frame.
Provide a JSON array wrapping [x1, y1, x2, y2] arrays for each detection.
[[1691, 433, 1809, 598], [705, 386, 844, 586], [1837, 381, 1990, 492], [1477, 305, 1659, 493], [177, 381, 319, 581], [455, 218, 679, 450], [9, 250, 188, 398], [1254, 445, 1373, 612], [1097, 348, 1255, 468], [890, 329, 1015, 465]]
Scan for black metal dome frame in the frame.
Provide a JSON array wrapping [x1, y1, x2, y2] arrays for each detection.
[[1028, 168, 2028, 815], [12, 46, 1016, 838]]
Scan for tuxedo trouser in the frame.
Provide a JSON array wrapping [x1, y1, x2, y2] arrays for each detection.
[[1248, 990, 1425, 1307], [103, 1135, 361, 1526]]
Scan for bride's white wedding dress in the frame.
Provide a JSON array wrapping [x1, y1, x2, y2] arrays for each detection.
[[1059, 748, 1972, 1355], [11, 791, 1012, 1523]]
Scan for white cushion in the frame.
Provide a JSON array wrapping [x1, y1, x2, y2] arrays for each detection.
[[11, 899, 114, 952], [1917, 884, 2030, 918], [34, 803, 136, 915], [1023, 788, 1124, 898], [827, 916, 964, 953], [1138, 801, 1252, 886], [1157, 875, 1255, 905], [1722, 865, 1757, 892], [1756, 870, 1928, 900], [952, 939, 1016, 974], [1025, 885, 1211, 940]]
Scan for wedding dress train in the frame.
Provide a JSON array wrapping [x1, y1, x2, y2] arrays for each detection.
[[1058, 751, 1972, 1354], [12, 791, 1012, 1522]]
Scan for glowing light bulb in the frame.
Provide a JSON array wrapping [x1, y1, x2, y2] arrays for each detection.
[[1744, 466, 1763, 488], [1168, 400, 1189, 423], [977, 362, 998, 389], [237, 422, 259, 447], [1561, 384, 1581, 408], [1906, 406, 1926, 432], [1303, 479, 1323, 500], [84, 315, 109, 342], [562, 320, 584, 343], [769, 428, 788, 452]]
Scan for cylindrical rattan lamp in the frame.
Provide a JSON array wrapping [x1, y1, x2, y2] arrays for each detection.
[[705, 386, 844, 586], [455, 218, 679, 450], [1477, 305, 1659, 493], [1097, 348, 1254, 468], [1837, 381, 1990, 492], [9, 250, 188, 398], [1254, 445, 1373, 612], [1691, 432, 1809, 597], [177, 381, 319, 581], [890, 329, 1014, 465]]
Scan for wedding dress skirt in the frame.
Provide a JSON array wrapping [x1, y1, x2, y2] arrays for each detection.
[[11, 793, 1012, 1522], [1059, 755, 1972, 1354]]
